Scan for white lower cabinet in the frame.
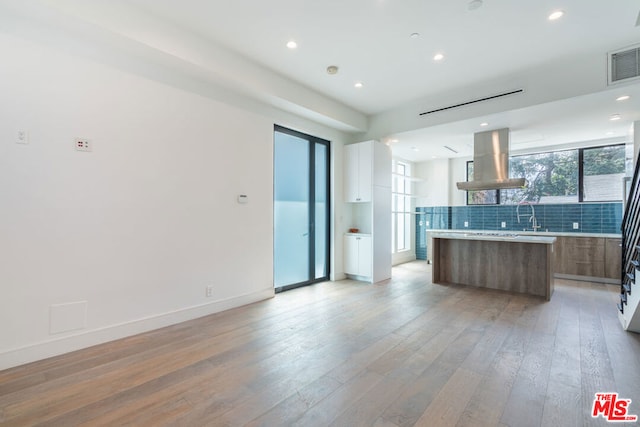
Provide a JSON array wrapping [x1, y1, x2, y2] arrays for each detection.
[[344, 234, 372, 278]]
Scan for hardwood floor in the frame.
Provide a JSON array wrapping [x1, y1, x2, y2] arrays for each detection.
[[1, 261, 639, 426]]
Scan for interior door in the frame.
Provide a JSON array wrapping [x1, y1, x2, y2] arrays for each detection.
[[274, 126, 330, 292]]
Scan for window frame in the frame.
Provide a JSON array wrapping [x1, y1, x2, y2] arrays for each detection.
[[465, 143, 627, 205], [392, 159, 412, 253]]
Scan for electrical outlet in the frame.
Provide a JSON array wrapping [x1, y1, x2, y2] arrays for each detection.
[[206, 285, 213, 297], [573, 222, 579, 229], [74, 138, 92, 152], [501, 221, 506, 228], [17, 130, 29, 144]]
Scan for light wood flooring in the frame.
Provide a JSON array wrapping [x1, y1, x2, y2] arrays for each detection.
[[1, 261, 639, 426]]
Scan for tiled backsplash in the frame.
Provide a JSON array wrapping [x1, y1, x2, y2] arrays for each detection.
[[415, 203, 623, 260]]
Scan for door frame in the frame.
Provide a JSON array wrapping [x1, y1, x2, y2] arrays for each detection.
[[273, 125, 331, 293]]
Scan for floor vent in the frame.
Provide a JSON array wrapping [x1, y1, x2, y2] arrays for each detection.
[[609, 45, 640, 85], [419, 89, 523, 116]]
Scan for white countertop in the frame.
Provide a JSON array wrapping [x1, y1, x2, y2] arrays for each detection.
[[430, 231, 556, 244], [427, 229, 621, 239]]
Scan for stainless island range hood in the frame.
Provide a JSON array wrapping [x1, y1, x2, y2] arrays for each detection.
[[456, 127, 526, 191]]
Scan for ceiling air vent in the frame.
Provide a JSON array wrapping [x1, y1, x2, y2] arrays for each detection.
[[419, 89, 523, 116], [609, 45, 640, 85]]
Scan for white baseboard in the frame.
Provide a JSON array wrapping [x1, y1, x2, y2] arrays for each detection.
[[393, 252, 416, 266], [0, 288, 275, 371]]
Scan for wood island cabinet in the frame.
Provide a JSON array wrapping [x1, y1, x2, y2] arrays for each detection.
[[431, 233, 555, 300]]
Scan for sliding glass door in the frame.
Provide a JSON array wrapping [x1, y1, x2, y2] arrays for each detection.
[[274, 125, 330, 292]]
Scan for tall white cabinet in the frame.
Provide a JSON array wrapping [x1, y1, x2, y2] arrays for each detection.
[[343, 140, 392, 283]]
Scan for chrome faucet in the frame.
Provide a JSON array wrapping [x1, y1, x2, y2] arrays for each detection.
[[517, 202, 541, 232], [529, 214, 541, 232]]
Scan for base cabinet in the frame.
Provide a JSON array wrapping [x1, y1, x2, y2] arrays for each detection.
[[344, 235, 372, 278], [605, 238, 622, 280], [554, 236, 621, 281]]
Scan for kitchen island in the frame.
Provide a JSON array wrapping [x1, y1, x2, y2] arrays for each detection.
[[431, 232, 556, 300]]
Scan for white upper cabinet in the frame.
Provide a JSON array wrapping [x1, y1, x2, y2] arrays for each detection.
[[344, 142, 372, 202]]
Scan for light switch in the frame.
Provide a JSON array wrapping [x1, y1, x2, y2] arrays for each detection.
[[237, 194, 248, 204], [501, 221, 506, 228], [573, 222, 579, 229], [464, 221, 469, 228]]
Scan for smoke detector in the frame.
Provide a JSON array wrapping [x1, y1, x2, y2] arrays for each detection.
[[468, 0, 483, 11], [326, 65, 339, 75]]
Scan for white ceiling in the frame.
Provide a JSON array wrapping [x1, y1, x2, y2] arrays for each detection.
[[389, 86, 640, 162], [6, 0, 640, 162], [123, 0, 640, 161], [127, 0, 640, 114]]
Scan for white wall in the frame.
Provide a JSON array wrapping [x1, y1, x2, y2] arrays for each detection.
[[449, 158, 469, 206], [634, 121, 640, 167], [414, 159, 450, 207], [0, 30, 348, 368], [414, 157, 469, 207]]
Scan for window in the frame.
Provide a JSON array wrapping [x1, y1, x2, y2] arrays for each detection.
[[466, 162, 499, 205], [582, 145, 627, 201], [502, 149, 579, 204], [392, 160, 412, 252], [465, 143, 628, 205]]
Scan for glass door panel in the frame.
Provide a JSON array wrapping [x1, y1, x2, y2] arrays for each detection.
[[274, 132, 310, 287], [315, 143, 328, 279]]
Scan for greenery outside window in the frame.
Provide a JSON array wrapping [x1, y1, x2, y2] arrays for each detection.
[[466, 143, 628, 205], [466, 162, 499, 205]]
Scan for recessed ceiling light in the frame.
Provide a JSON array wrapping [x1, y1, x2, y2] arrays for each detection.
[[480, 122, 489, 127], [410, 32, 420, 39], [548, 10, 564, 21], [389, 139, 399, 143], [354, 82, 363, 89], [610, 114, 621, 121], [468, 0, 483, 11], [617, 95, 631, 101], [606, 131, 615, 136], [411, 147, 420, 152], [433, 53, 444, 61], [286, 40, 297, 49]]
